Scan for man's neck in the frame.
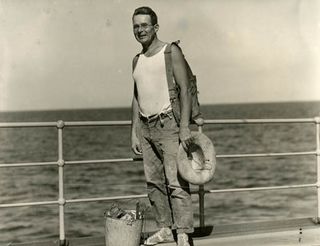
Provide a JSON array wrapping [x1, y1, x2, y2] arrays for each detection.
[[142, 38, 165, 56]]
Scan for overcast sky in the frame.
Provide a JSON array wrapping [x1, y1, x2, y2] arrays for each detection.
[[1, 0, 319, 111]]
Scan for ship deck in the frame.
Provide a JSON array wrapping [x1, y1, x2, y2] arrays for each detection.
[[9, 218, 320, 246]]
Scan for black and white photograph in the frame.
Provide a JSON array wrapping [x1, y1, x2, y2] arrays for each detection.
[[1, 0, 320, 245]]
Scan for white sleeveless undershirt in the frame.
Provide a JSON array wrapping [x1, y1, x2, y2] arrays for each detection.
[[133, 45, 171, 117]]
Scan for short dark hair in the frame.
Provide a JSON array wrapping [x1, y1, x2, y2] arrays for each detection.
[[133, 6, 158, 25]]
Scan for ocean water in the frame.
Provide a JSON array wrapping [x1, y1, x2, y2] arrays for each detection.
[[0, 101, 320, 244]]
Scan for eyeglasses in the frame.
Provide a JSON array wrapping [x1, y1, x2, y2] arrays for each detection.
[[133, 23, 154, 32]]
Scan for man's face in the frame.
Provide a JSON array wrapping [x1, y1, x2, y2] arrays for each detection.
[[132, 14, 158, 45]]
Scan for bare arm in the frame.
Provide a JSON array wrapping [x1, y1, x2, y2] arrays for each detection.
[[131, 88, 142, 155], [131, 56, 142, 155], [171, 44, 193, 149]]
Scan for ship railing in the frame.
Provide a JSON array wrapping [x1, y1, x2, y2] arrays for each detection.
[[0, 117, 319, 246]]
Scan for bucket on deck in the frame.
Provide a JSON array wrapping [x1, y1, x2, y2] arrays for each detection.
[[104, 205, 144, 246], [105, 211, 143, 246]]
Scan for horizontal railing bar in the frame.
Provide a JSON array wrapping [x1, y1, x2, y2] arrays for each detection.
[[64, 121, 132, 127], [217, 151, 316, 158], [0, 118, 316, 129], [66, 194, 148, 203], [206, 183, 316, 194], [65, 157, 143, 165], [1, 183, 315, 208], [0, 161, 57, 168], [204, 118, 316, 124], [0, 122, 57, 128], [0, 200, 57, 208], [0, 150, 314, 168]]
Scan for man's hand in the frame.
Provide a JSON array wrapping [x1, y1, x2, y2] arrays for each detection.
[[131, 135, 142, 155], [179, 127, 193, 152]]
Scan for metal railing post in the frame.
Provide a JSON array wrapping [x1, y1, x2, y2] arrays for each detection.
[[57, 120, 67, 246], [198, 185, 205, 228], [316, 116, 320, 223], [197, 118, 206, 229]]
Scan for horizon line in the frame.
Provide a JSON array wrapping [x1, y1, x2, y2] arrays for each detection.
[[0, 100, 319, 114]]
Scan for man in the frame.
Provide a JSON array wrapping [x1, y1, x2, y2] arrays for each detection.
[[131, 6, 194, 246]]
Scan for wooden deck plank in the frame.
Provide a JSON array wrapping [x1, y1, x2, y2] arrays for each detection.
[[8, 228, 320, 246], [6, 218, 320, 246], [158, 227, 320, 246]]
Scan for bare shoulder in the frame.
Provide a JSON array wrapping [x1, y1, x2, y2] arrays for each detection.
[[132, 55, 140, 70], [170, 43, 183, 54], [170, 43, 184, 62], [132, 55, 139, 63]]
